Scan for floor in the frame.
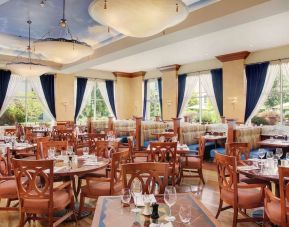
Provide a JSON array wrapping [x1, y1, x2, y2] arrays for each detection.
[[0, 162, 260, 227]]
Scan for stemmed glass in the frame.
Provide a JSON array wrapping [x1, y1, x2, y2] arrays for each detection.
[[83, 147, 89, 157], [131, 180, 142, 213], [121, 188, 131, 206], [276, 148, 283, 160], [67, 146, 74, 156], [47, 148, 55, 160], [179, 204, 192, 224], [164, 186, 177, 222], [258, 149, 266, 159], [266, 151, 274, 159], [20, 135, 25, 143]]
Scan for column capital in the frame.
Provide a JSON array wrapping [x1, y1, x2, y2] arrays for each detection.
[[113, 71, 146, 78], [216, 51, 250, 62]]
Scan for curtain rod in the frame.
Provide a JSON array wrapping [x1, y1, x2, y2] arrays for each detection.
[[245, 57, 289, 66]]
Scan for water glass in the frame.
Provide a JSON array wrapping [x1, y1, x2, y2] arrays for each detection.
[[266, 151, 274, 159], [83, 147, 89, 157], [164, 186, 177, 222], [276, 148, 283, 159], [258, 149, 266, 159], [48, 148, 55, 160], [131, 180, 142, 213], [121, 188, 131, 205], [179, 204, 192, 224], [286, 153, 289, 162], [67, 146, 74, 155], [20, 135, 25, 143]]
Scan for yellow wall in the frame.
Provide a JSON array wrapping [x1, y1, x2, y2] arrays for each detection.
[[55, 74, 75, 121], [162, 70, 178, 120]]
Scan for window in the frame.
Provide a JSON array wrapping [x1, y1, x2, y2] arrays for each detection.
[[252, 66, 289, 125], [146, 80, 161, 120], [77, 83, 110, 124], [184, 77, 219, 123], [0, 79, 53, 126]]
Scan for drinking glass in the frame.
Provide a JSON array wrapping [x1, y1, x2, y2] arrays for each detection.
[[258, 149, 266, 159], [286, 153, 289, 162], [121, 188, 131, 205], [48, 148, 55, 160], [131, 180, 142, 213], [164, 186, 177, 221], [4, 137, 9, 144], [266, 151, 274, 159], [276, 148, 283, 159], [67, 146, 74, 156], [83, 147, 89, 157], [20, 135, 25, 143], [179, 204, 192, 224]]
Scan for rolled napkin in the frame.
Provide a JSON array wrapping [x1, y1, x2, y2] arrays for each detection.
[[133, 194, 157, 207]]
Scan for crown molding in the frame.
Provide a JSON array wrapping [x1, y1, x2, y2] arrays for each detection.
[[159, 64, 181, 72], [216, 51, 250, 62], [113, 71, 146, 78]]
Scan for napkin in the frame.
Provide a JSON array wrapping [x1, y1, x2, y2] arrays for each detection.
[[237, 165, 259, 171], [83, 161, 99, 166], [133, 194, 156, 207], [149, 222, 173, 227]]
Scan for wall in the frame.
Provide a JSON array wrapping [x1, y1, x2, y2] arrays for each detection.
[[55, 74, 75, 121]]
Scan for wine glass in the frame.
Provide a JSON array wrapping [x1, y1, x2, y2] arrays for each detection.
[[258, 149, 266, 159], [121, 188, 131, 205], [179, 204, 192, 224], [286, 153, 289, 162], [83, 147, 89, 157], [4, 137, 9, 144], [67, 146, 74, 156], [131, 180, 142, 213], [276, 148, 283, 160], [164, 186, 177, 222], [266, 151, 274, 159], [48, 148, 55, 160], [20, 135, 25, 143]]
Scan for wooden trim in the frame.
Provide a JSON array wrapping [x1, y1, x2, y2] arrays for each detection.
[[113, 71, 146, 78], [134, 117, 142, 151], [159, 64, 181, 72], [216, 51, 250, 62], [172, 118, 182, 141]]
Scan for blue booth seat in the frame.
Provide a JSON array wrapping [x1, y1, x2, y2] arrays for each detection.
[[189, 142, 216, 160], [210, 147, 226, 158], [143, 140, 158, 148]]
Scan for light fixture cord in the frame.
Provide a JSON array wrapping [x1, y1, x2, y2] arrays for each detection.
[[104, 0, 107, 9], [62, 0, 66, 20], [27, 20, 32, 63]]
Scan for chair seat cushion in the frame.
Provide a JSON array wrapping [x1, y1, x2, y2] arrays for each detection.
[[0, 180, 18, 198], [210, 147, 225, 158], [81, 180, 122, 196], [80, 168, 107, 178], [221, 184, 263, 208], [23, 190, 71, 211], [181, 157, 201, 169], [264, 199, 288, 225]]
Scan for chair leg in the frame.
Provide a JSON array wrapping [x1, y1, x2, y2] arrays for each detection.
[[79, 193, 85, 216], [48, 211, 53, 227], [19, 211, 25, 227], [215, 199, 223, 219], [199, 169, 205, 185], [6, 198, 11, 208], [232, 206, 238, 227]]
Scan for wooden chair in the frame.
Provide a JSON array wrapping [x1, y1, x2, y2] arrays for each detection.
[[264, 166, 289, 226], [56, 129, 75, 145], [157, 133, 177, 142], [122, 162, 169, 194], [149, 142, 179, 186], [12, 159, 76, 227], [0, 148, 19, 211], [227, 142, 251, 161], [180, 136, 205, 184], [79, 150, 129, 213], [215, 152, 265, 227], [41, 141, 68, 159], [4, 128, 16, 137], [36, 137, 50, 160]]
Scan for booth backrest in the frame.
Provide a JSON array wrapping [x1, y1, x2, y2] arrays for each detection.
[[206, 123, 228, 133], [180, 123, 206, 145], [261, 125, 289, 136], [113, 120, 135, 137], [91, 120, 109, 133], [234, 127, 261, 149]]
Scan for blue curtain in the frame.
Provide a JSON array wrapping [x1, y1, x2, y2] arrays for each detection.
[[177, 74, 187, 117], [105, 80, 117, 119], [143, 80, 148, 120], [245, 62, 269, 122], [40, 74, 56, 119], [74, 77, 88, 122], [0, 70, 11, 111], [211, 68, 223, 116], [157, 78, 163, 119]]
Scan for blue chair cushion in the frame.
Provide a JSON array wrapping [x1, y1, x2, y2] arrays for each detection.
[[188, 144, 199, 151], [119, 136, 128, 144], [143, 140, 158, 148], [210, 147, 225, 158]]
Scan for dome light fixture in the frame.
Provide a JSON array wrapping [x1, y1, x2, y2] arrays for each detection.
[[34, 0, 93, 64], [7, 20, 52, 77]]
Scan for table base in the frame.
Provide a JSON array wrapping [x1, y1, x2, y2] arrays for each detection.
[[54, 202, 92, 222]]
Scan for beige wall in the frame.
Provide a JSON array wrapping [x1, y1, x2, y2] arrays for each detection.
[[55, 74, 75, 121]]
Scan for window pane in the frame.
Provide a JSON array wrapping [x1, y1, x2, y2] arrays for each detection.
[[146, 80, 161, 120]]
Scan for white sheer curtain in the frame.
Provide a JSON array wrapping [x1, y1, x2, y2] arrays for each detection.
[[29, 76, 56, 121], [76, 78, 95, 120], [199, 71, 220, 116], [97, 80, 115, 118], [245, 62, 280, 124], [179, 73, 199, 117], [282, 60, 289, 82], [0, 74, 22, 117]]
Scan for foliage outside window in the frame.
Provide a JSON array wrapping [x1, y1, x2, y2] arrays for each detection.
[[77, 83, 110, 124], [252, 69, 289, 126], [0, 79, 52, 126], [184, 77, 219, 123], [146, 80, 161, 120]]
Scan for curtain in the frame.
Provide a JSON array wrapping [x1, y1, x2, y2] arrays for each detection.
[[282, 61, 289, 83], [105, 80, 117, 119], [29, 76, 56, 120], [74, 77, 88, 122], [177, 73, 199, 117], [245, 62, 279, 124], [98, 80, 116, 118], [177, 74, 186, 117], [78, 79, 95, 120], [211, 68, 223, 116], [40, 74, 56, 119], [143, 79, 148, 119], [199, 71, 220, 116], [244, 62, 270, 123], [157, 78, 163, 119]]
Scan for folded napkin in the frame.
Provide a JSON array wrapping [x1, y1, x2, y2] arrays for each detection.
[[133, 194, 156, 207], [237, 165, 259, 171], [149, 222, 173, 227]]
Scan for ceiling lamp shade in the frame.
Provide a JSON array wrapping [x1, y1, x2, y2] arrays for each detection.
[[7, 20, 52, 77], [88, 0, 189, 38], [34, 0, 93, 64]]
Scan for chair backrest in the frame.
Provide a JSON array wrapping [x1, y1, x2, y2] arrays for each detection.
[[4, 128, 16, 137], [110, 150, 129, 194], [0, 147, 12, 177], [149, 142, 177, 166], [158, 133, 177, 142], [74, 144, 91, 156], [128, 136, 135, 162], [227, 142, 250, 161], [93, 141, 109, 157], [87, 133, 107, 141], [279, 166, 289, 226], [41, 141, 68, 159], [122, 162, 169, 194], [36, 137, 50, 160], [215, 152, 238, 203], [12, 159, 54, 211], [198, 136, 206, 160], [56, 129, 75, 144]]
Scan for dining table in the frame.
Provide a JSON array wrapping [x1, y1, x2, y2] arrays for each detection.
[[257, 139, 289, 149], [92, 193, 220, 227]]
